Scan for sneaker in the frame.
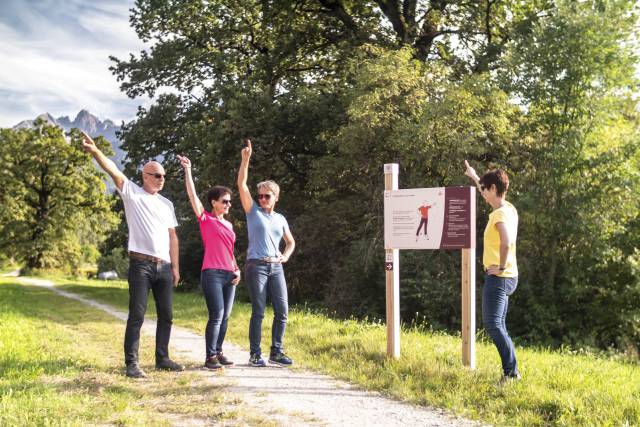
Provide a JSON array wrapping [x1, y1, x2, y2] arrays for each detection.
[[125, 363, 147, 378], [268, 352, 293, 367], [249, 353, 266, 367], [155, 358, 185, 372], [204, 355, 223, 370], [217, 352, 234, 367], [498, 373, 522, 386]]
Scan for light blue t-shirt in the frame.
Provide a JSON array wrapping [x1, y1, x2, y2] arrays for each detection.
[[246, 202, 290, 260]]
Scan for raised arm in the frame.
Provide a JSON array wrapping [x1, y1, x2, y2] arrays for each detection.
[[237, 138, 254, 213], [464, 160, 482, 193], [177, 155, 204, 218], [81, 131, 126, 190]]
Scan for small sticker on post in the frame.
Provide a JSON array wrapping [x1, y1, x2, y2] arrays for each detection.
[[383, 163, 399, 174], [385, 252, 394, 270]]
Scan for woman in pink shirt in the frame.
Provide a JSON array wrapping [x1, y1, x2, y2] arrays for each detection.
[[178, 155, 240, 370]]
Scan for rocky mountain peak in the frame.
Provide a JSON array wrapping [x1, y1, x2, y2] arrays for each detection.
[[73, 109, 99, 134], [36, 112, 57, 124], [11, 110, 126, 174]]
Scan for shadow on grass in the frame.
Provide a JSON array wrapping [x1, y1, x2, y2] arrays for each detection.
[[304, 339, 388, 365], [0, 357, 95, 380], [0, 283, 120, 327]]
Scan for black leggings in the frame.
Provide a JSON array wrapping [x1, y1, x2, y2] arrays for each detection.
[[416, 218, 429, 236]]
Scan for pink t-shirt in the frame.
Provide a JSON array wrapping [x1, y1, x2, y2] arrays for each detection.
[[198, 211, 236, 272]]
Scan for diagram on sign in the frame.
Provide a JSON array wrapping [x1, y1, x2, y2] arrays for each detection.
[[384, 187, 475, 250], [415, 200, 437, 241]]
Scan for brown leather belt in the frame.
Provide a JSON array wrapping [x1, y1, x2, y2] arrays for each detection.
[[129, 251, 168, 264], [256, 256, 281, 263]]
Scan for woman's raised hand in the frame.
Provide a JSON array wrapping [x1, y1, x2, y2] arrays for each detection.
[[241, 138, 252, 161], [176, 154, 192, 169], [464, 160, 480, 182]]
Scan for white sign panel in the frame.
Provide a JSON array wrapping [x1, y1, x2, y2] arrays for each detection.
[[384, 186, 475, 250]]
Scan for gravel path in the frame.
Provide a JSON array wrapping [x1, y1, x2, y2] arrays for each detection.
[[17, 277, 487, 427]]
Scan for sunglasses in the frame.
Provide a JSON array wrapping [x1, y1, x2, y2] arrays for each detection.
[[257, 194, 272, 200], [480, 184, 486, 191], [220, 199, 232, 205], [145, 172, 166, 179]]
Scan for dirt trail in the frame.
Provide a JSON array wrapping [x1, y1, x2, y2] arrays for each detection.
[[18, 277, 487, 427]]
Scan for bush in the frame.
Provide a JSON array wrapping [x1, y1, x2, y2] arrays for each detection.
[[97, 247, 129, 279]]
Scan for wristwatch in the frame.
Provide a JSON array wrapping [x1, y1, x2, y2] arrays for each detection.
[[499, 266, 506, 271]]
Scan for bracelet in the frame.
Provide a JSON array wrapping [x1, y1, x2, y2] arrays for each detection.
[[499, 266, 506, 270]]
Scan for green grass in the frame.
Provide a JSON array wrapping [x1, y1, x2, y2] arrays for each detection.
[[43, 275, 640, 426], [0, 277, 266, 426]]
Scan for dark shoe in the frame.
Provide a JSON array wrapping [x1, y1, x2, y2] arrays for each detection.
[[217, 352, 234, 366], [126, 363, 147, 378], [249, 353, 266, 367], [204, 355, 223, 370], [155, 358, 185, 372], [268, 352, 293, 367]]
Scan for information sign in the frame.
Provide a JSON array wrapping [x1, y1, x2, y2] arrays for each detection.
[[384, 186, 475, 250]]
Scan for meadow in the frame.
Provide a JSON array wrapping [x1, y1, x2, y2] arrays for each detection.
[[32, 275, 640, 427]]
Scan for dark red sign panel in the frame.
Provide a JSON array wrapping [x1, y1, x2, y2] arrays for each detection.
[[440, 187, 475, 249]]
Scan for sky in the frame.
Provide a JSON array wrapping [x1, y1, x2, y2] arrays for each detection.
[[0, 0, 149, 127]]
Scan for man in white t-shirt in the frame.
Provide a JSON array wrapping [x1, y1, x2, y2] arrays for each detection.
[[82, 132, 184, 378]]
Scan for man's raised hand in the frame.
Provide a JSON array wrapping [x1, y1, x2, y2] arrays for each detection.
[[80, 131, 98, 154], [176, 154, 191, 169], [241, 138, 252, 161]]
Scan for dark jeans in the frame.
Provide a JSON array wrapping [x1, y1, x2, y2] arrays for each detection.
[[482, 274, 519, 376], [201, 269, 237, 358], [245, 260, 288, 356], [124, 259, 174, 365], [416, 218, 429, 236]]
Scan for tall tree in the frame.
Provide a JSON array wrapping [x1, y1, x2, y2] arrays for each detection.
[[110, 0, 640, 352], [0, 122, 118, 271], [502, 0, 640, 348]]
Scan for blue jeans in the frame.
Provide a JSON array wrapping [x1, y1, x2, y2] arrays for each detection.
[[125, 259, 174, 365], [201, 269, 237, 358], [245, 260, 288, 356], [482, 274, 519, 376]]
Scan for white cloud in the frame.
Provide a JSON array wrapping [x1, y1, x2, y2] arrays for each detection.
[[0, 0, 151, 127]]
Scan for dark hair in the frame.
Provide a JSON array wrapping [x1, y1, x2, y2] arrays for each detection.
[[206, 186, 232, 208], [480, 169, 510, 197]]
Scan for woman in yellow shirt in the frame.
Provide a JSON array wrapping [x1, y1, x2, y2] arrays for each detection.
[[465, 160, 520, 382]]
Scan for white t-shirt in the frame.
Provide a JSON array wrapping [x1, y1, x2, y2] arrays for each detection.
[[117, 178, 178, 263]]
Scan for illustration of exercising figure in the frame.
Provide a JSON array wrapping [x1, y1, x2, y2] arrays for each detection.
[[416, 201, 436, 241]]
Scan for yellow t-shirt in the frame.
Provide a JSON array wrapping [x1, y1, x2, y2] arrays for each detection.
[[483, 201, 518, 277]]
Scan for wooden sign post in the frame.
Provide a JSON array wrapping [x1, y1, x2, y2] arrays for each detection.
[[461, 248, 476, 368], [384, 164, 400, 359], [383, 163, 476, 368]]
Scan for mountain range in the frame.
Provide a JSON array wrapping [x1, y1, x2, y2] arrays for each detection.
[[12, 110, 126, 170]]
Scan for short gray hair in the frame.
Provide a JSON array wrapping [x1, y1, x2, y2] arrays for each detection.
[[257, 180, 280, 198]]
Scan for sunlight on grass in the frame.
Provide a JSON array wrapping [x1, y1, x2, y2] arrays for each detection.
[[51, 275, 640, 426], [0, 278, 260, 426]]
